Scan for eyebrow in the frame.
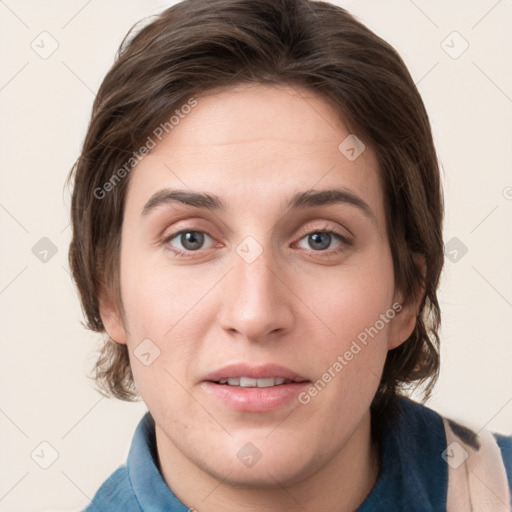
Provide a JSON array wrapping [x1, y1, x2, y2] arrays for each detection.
[[142, 189, 224, 216], [141, 187, 376, 222], [285, 188, 375, 221]]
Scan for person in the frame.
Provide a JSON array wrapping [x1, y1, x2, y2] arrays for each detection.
[[67, 0, 512, 510]]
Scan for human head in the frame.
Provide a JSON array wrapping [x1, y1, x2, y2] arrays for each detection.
[[69, 0, 443, 422]]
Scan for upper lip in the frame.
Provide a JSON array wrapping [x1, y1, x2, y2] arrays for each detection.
[[202, 363, 309, 383]]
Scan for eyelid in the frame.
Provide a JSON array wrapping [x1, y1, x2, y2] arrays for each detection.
[[294, 221, 353, 243], [160, 216, 217, 241]]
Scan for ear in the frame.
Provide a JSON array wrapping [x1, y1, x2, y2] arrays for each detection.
[[387, 253, 426, 350], [98, 284, 128, 345]]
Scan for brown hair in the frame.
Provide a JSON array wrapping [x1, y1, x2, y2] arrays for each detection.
[[68, 0, 444, 408]]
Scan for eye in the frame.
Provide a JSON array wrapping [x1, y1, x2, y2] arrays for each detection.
[[295, 228, 351, 254], [164, 230, 216, 257]]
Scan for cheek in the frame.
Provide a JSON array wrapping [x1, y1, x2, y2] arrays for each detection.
[[296, 245, 395, 386], [296, 273, 395, 432], [305, 252, 394, 339], [120, 246, 210, 339], [119, 249, 220, 404]]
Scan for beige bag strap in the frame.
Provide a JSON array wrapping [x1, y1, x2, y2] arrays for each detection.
[[443, 417, 511, 512]]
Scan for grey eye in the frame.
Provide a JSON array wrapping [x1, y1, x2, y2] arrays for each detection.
[[296, 231, 344, 251], [307, 232, 332, 251], [167, 230, 214, 252], [180, 231, 205, 250]]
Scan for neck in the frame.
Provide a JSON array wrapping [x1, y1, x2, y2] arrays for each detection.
[[156, 410, 380, 512]]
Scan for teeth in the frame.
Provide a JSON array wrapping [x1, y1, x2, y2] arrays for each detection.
[[218, 377, 291, 387], [240, 376, 258, 387], [256, 377, 275, 388]]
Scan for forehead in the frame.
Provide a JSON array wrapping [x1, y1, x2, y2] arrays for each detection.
[[125, 83, 384, 223], [152, 83, 362, 161]]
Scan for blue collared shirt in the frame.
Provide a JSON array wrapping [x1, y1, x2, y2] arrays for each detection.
[[83, 396, 512, 511]]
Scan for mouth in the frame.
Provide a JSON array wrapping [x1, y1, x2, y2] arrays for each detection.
[[201, 364, 310, 412], [214, 376, 305, 387]]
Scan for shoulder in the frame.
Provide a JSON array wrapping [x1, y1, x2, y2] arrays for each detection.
[[80, 465, 142, 512], [391, 396, 511, 475], [494, 432, 512, 482], [372, 396, 511, 509], [412, 398, 512, 509], [442, 413, 512, 486]]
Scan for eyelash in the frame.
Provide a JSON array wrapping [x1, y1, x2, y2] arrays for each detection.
[[163, 226, 352, 259]]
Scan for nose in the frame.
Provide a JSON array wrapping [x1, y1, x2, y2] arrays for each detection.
[[217, 244, 294, 343]]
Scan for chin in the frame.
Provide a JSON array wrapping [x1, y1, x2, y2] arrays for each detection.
[[196, 443, 318, 489]]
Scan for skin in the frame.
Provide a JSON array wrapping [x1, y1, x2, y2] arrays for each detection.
[[100, 83, 421, 512]]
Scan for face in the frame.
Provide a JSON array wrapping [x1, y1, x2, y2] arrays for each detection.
[[101, 83, 417, 488]]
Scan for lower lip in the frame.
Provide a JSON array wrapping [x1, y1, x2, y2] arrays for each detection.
[[201, 381, 310, 412]]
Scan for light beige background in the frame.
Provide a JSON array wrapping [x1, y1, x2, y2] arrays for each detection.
[[1, 1, 511, 510]]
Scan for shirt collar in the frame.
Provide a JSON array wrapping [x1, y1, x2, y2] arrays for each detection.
[[127, 412, 190, 511]]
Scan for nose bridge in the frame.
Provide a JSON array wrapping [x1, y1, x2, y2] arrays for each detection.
[[218, 237, 292, 341], [235, 246, 276, 304]]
